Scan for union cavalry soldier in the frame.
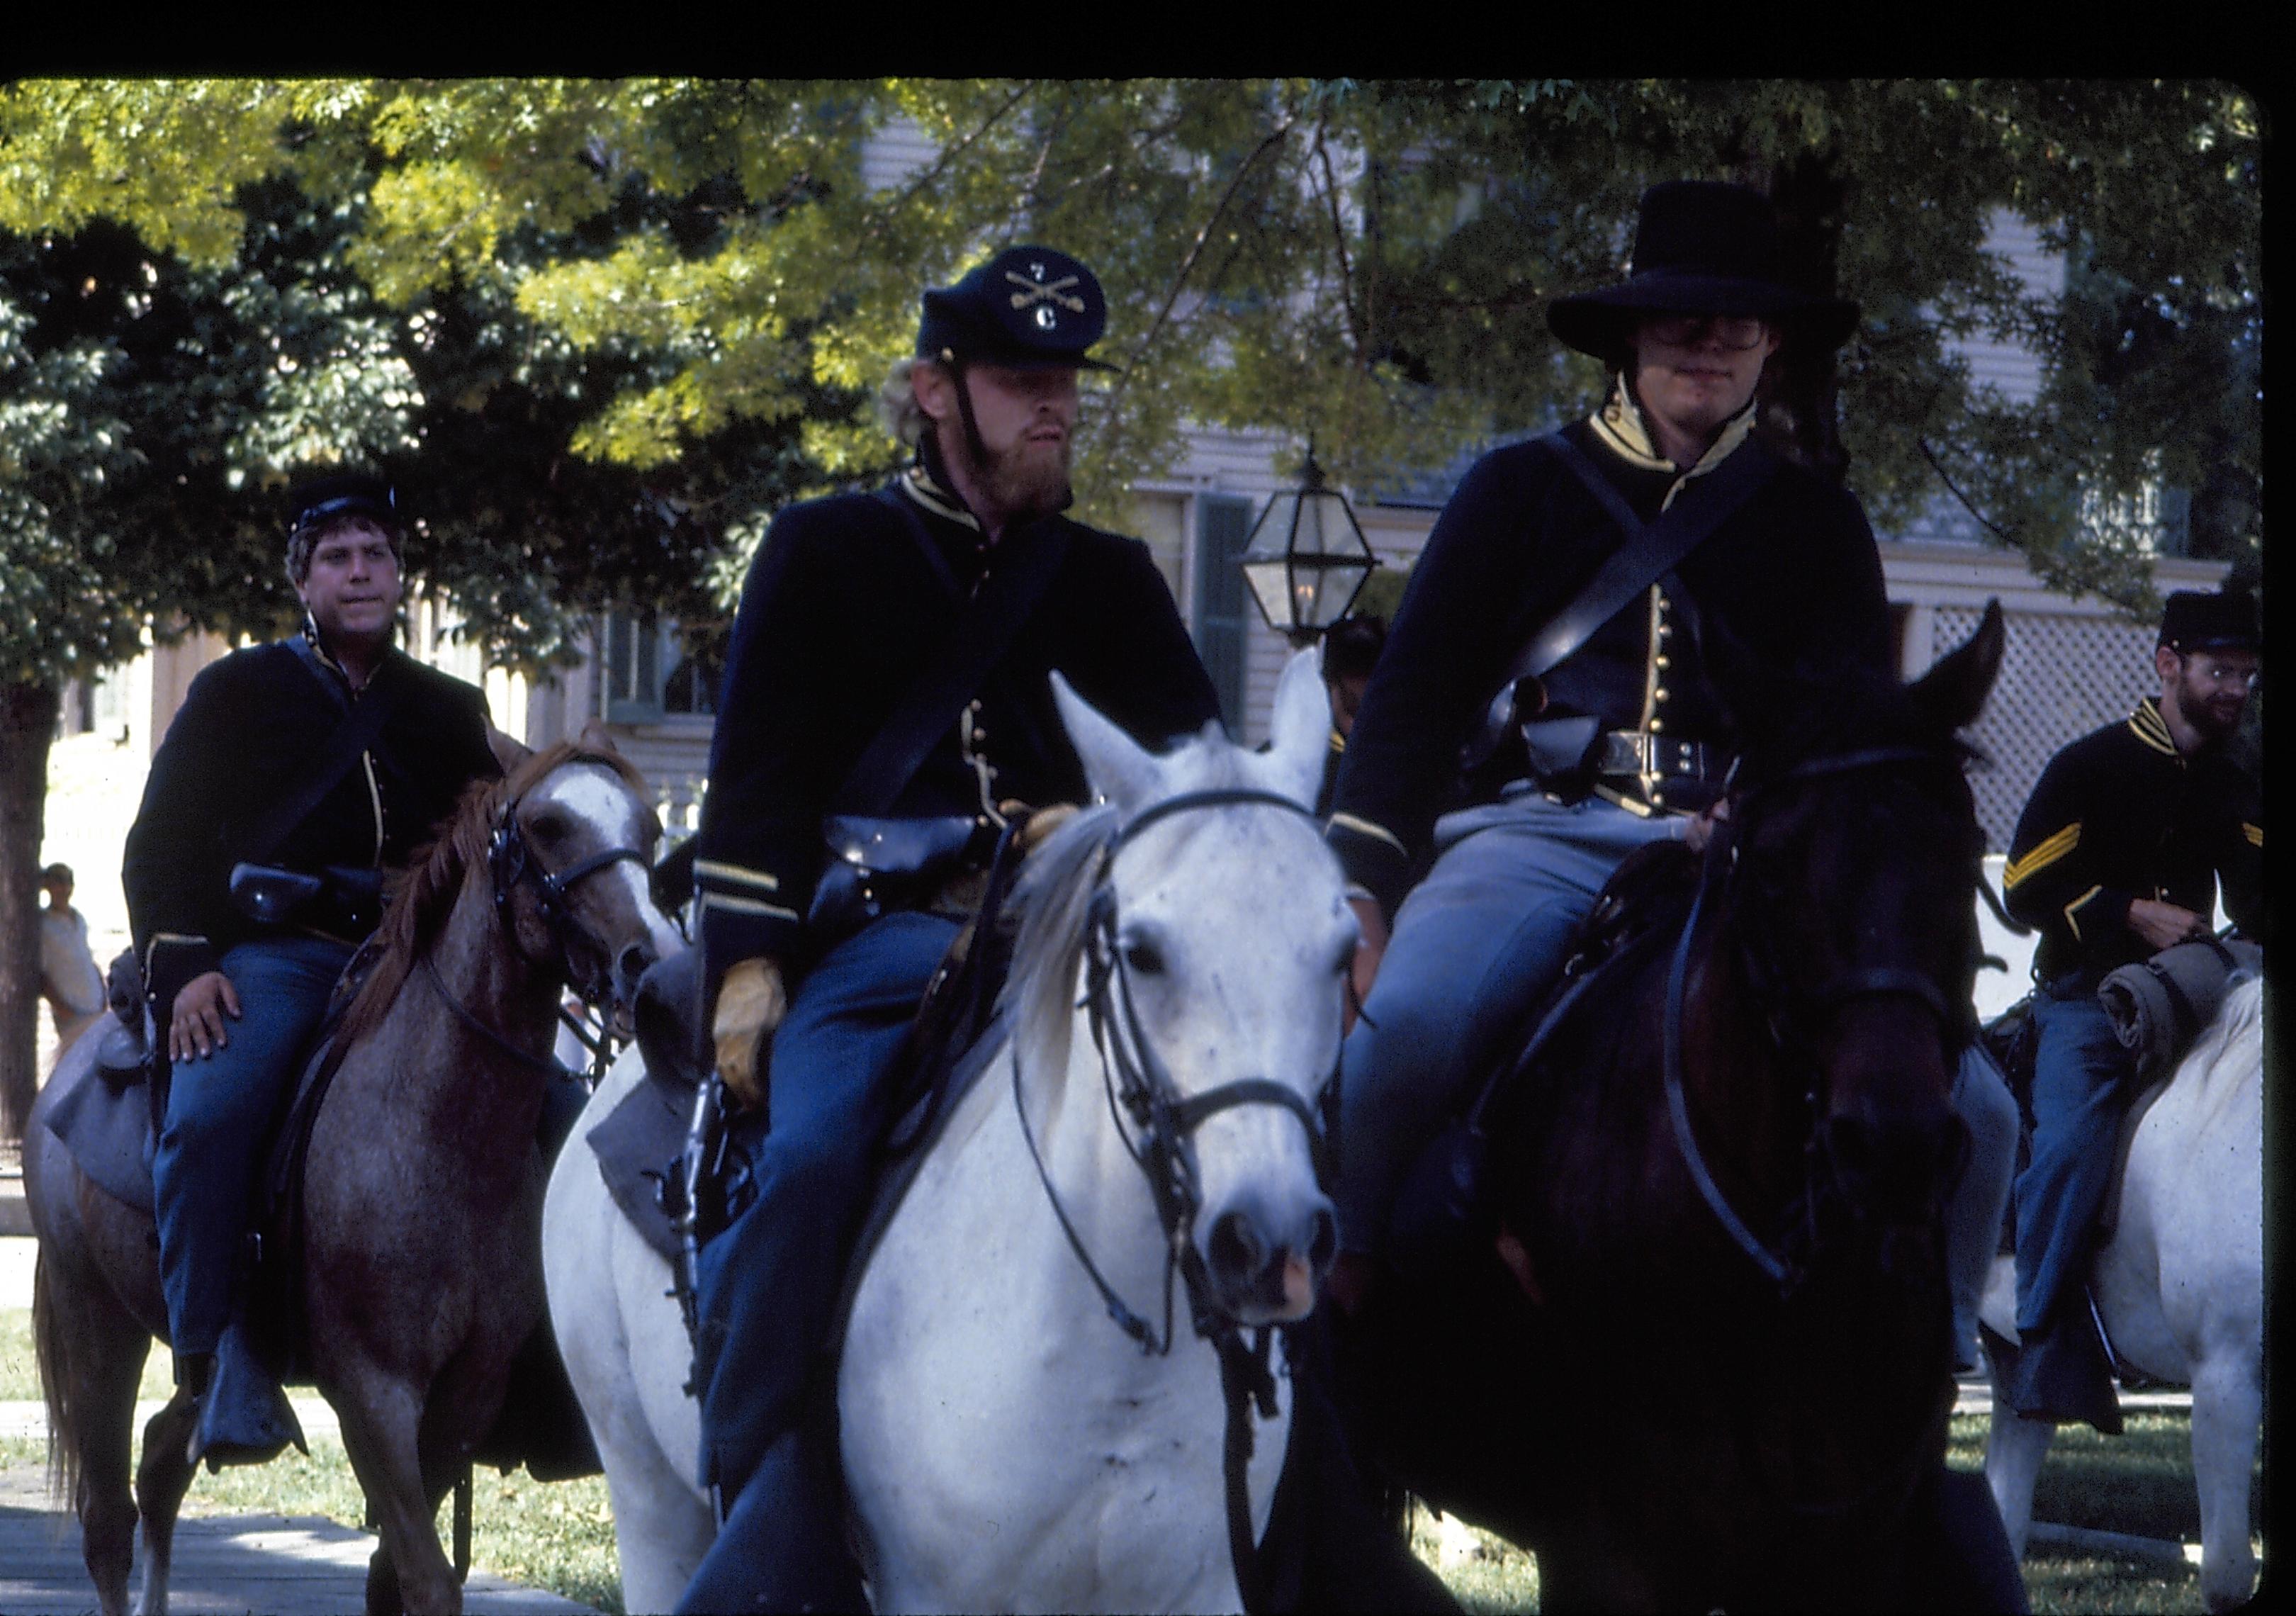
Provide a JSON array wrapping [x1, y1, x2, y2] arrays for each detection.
[[1993, 587, 2262, 1421], [1321, 181, 2020, 1375], [680, 245, 1224, 1611], [123, 475, 501, 1465]]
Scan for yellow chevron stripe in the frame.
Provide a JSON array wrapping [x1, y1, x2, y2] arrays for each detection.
[[2244, 822, 2263, 848], [2003, 824, 2080, 889], [693, 858, 780, 893], [2064, 885, 2105, 943], [699, 892, 800, 923], [1327, 812, 1409, 857], [2127, 698, 2177, 756]]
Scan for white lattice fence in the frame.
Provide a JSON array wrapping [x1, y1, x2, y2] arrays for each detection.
[[1932, 606, 2156, 853]]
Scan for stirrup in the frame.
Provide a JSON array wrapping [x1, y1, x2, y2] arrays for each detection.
[[187, 1319, 307, 1471]]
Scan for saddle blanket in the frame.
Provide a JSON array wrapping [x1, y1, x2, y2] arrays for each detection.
[[43, 1050, 157, 1212]]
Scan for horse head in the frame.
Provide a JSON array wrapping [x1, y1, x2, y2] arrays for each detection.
[[1709, 603, 2004, 1262], [485, 734, 686, 1014], [1016, 651, 1352, 1330]]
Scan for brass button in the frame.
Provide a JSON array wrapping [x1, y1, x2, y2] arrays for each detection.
[[1656, 624, 1672, 639], [1650, 717, 1665, 732], [1655, 654, 1670, 669], [1654, 688, 1670, 702]]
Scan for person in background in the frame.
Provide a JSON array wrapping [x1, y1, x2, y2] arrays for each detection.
[[1992, 585, 2262, 1423], [39, 862, 108, 1056], [1316, 615, 1386, 817]]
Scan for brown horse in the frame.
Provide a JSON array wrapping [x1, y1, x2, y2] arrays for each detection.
[[26, 736, 682, 1616], [1339, 607, 2018, 1612]]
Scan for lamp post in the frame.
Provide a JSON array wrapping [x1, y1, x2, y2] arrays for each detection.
[[1238, 451, 1380, 649]]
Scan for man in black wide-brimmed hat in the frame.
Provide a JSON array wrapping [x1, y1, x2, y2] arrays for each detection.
[[1323, 181, 2015, 1352]]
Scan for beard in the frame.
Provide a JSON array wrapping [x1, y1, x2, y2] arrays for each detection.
[[2176, 668, 2249, 742], [964, 430, 1072, 524]]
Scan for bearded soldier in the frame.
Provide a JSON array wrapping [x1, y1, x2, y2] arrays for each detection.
[[679, 246, 1225, 1611]]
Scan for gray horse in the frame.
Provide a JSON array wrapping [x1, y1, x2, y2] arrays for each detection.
[[28, 736, 681, 1616]]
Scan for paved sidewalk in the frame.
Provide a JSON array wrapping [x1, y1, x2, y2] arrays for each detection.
[[1, 1465, 595, 1615], [2, 1238, 594, 1613]]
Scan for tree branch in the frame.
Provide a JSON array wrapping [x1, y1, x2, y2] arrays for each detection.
[[1919, 437, 2018, 547], [1115, 111, 1299, 390], [1312, 125, 1366, 362], [882, 82, 1036, 217]]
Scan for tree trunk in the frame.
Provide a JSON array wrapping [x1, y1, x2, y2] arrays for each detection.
[[1, 680, 61, 1141], [1754, 150, 1852, 486]]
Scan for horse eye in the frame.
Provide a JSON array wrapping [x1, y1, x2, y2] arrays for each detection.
[[1122, 938, 1166, 976], [530, 811, 570, 845]]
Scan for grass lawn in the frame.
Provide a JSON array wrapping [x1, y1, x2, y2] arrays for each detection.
[[2, 1306, 2256, 1616]]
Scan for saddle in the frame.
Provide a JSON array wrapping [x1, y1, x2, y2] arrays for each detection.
[[1385, 837, 1702, 1273], [589, 834, 1031, 1429], [1985, 933, 2258, 1253], [44, 938, 600, 1481]]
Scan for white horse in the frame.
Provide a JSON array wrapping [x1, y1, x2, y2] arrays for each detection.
[[1980, 972, 2264, 1612], [544, 651, 1351, 1612]]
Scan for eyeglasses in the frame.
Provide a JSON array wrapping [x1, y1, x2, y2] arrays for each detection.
[[1640, 314, 1769, 350], [2178, 654, 2261, 690]]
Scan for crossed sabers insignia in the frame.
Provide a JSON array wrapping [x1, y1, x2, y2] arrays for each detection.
[[1006, 270, 1086, 314]]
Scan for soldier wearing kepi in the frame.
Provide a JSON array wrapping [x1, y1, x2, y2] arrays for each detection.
[[123, 473, 501, 1465], [1321, 181, 2020, 1374], [680, 245, 1222, 1612], [1993, 587, 2263, 1422]]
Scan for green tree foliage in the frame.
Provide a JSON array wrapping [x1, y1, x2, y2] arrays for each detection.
[[0, 76, 2261, 1131]]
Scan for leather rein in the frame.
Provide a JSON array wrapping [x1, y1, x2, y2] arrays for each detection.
[[1663, 744, 1971, 1294], [1011, 785, 1336, 1608]]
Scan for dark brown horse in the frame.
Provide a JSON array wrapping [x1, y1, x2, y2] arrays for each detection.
[[1340, 607, 2015, 1612], [26, 736, 682, 1616]]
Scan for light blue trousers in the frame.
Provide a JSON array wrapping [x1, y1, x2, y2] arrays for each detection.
[[1336, 790, 1684, 1256], [1335, 787, 2019, 1367]]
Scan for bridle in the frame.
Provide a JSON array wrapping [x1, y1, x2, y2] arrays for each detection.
[[1015, 787, 1336, 1354], [417, 768, 654, 1081], [486, 773, 656, 1004], [1663, 744, 1976, 1294], [1011, 785, 1337, 1608]]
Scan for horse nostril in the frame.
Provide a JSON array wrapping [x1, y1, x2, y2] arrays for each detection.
[[1208, 1210, 1267, 1286], [1306, 1206, 1337, 1276], [618, 943, 656, 984]]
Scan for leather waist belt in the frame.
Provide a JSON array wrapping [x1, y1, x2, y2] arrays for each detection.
[[1592, 729, 1722, 782]]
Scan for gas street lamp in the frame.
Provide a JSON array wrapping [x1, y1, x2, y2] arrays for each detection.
[[1238, 452, 1380, 648]]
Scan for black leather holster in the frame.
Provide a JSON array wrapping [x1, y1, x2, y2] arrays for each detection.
[[805, 815, 998, 946]]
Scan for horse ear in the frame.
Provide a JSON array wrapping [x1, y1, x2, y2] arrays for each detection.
[[488, 724, 534, 777], [1258, 649, 1329, 809], [1051, 672, 1162, 813], [1908, 598, 2005, 736]]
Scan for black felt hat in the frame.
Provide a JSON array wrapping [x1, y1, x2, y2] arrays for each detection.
[[918, 245, 1115, 371], [2159, 589, 2261, 654], [287, 473, 398, 539], [1548, 181, 1862, 364]]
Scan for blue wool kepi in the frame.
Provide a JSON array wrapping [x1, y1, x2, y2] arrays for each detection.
[[917, 245, 1114, 371], [2158, 590, 2259, 654]]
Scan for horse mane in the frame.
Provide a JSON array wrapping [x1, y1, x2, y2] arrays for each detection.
[[1737, 668, 1983, 791], [334, 740, 651, 1046], [999, 732, 1256, 1084]]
